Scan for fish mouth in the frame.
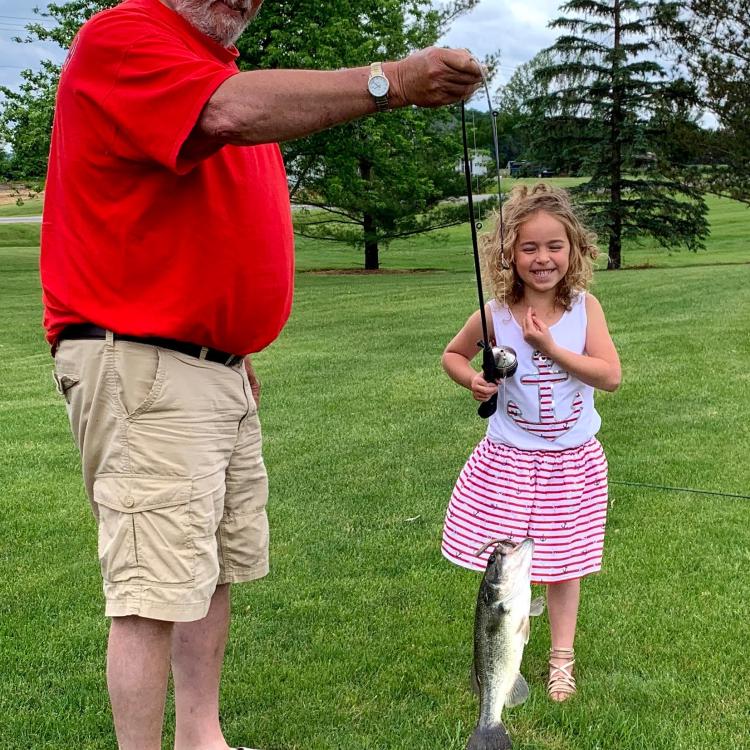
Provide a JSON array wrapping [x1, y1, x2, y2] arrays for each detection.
[[507, 537, 534, 567], [474, 537, 533, 558], [478, 537, 534, 589], [507, 539, 534, 582]]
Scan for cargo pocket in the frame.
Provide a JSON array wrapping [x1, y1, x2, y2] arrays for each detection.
[[93, 475, 194, 584]]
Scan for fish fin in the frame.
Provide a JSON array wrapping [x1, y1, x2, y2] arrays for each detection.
[[466, 723, 512, 750], [504, 672, 530, 708], [517, 615, 530, 643], [470, 662, 480, 695], [529, 596, 545, 616]]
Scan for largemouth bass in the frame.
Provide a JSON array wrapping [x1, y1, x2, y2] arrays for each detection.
[[467, 538, 543, 750]]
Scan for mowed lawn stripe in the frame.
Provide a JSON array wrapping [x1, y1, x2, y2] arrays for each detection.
[[0, 241, 748, 748]]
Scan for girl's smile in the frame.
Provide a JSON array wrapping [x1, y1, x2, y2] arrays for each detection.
[[514, 211, 571, 293]]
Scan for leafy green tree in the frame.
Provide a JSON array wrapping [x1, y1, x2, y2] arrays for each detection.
[[458, 108, 524, 168], [532, 0, 708, 268], [3, 0, 492, 269], [236, 0, 488, 269], [655, 0, 749, 203], [0, 61, 60, 182], [0, 1, 113, 181]]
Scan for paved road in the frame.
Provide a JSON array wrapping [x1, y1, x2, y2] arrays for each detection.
[[0, 215, 42, 223]]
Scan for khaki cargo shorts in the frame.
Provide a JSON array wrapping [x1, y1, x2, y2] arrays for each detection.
[[53, 334, 269, 622]]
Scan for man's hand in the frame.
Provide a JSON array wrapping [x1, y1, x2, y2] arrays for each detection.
[[244, 356, 261, 409], [385, 48, 485, 109]]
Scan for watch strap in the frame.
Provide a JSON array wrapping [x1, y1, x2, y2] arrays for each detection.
[[369, 62, 389, 112]]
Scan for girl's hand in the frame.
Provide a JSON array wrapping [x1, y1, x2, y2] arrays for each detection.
[[522, 307, 556, 356], [470, 370, 499, 402]]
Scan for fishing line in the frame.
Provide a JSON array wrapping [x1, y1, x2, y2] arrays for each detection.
[[459, 55, 517, 419], [610, 480, 750, 500]]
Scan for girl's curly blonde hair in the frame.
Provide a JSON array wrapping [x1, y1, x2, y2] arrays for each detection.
[[481, 183, 599, 310]]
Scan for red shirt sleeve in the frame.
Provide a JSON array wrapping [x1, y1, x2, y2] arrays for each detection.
[[68, 10, 237, 174]]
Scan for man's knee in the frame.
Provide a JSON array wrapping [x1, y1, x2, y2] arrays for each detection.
[[110, 614, 174, 642]]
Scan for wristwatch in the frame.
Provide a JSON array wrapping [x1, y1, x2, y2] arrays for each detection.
[[367, 62, 390, 112]]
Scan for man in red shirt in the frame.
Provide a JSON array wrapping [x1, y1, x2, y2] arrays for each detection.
[[43, 0, 482, 748]]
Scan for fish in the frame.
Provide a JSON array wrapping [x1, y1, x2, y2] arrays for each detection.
[[467, 538, 544, 750]]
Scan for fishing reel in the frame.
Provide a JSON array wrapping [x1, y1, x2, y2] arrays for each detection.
[[477, 341, 518, 419]]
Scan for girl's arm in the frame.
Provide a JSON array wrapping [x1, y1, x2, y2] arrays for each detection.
[[442, 307, 501, 402], [522, 295, 621, 392]]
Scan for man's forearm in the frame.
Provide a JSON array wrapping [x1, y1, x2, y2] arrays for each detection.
[[198, 67, 378, 147], [187, 48, 483, 153]]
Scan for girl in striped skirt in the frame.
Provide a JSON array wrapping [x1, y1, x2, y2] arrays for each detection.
[[441, 184, 621, 701]]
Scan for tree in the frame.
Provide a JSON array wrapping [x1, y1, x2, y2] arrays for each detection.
[[531, 0, 708, 268], [0, 62, 60, 182], [3, 0, 491, 269], [0, 1, 114, 182], [236, 0, 488, 269], [655, 0, 750, 203], [494, 50, 589, 174]]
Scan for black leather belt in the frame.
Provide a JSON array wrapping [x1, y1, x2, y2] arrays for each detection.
[[57, 324, 245, 367]]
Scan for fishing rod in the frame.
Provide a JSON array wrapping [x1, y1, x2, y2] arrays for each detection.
[[459, 64, 517, 419]]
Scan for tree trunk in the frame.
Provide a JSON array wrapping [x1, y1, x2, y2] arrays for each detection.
[[607, 0, 624, 270], [607, 233, 622, 269], [364, 212, 379, 270], [359, 158, 379, 270]]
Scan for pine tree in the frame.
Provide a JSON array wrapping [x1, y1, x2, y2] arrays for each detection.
[[532, 0, 708, 268]]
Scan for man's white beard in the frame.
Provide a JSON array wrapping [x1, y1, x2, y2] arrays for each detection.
[[174, 0, 255, 47]]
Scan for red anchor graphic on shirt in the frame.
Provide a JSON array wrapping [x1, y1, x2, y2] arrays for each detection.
[[506, 350, 583, 441]]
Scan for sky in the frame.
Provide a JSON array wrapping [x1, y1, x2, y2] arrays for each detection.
[[0, 1, 64, 90], [442, 0, 561, 91], [0, 0, 562, 97]]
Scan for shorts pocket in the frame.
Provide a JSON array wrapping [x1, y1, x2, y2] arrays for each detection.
[[52, 371, 80, 404], [93, 474, 194, 585], [112, 342, 166, 420]]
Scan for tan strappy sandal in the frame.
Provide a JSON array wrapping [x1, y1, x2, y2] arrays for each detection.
[[548, 647, 576, 702]]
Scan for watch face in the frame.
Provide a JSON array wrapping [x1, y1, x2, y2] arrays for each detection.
[[368, 74, 389, 98]]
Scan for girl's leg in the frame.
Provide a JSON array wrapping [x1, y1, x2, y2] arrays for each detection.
[[546, 577, 581, 701]]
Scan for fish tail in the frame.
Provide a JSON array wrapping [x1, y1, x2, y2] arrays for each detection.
[[466, 722, 512, 750]]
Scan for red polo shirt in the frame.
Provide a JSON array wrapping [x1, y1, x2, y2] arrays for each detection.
[[41, 0, 295, 355]]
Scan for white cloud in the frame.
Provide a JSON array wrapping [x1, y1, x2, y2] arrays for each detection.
[[439, 0, 561, 103], [440, 1, 560, 65]]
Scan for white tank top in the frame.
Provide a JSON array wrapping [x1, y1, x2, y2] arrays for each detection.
[[486, 293, 601, 450]]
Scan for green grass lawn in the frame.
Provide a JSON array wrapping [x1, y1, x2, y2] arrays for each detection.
[[1, 208, 749, 748], [0, 195, 43, 217], [292, 184, 749, 272]]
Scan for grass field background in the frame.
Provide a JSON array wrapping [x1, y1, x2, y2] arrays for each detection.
[[1, 186, 749, 749], [0, 195, 43, 217]]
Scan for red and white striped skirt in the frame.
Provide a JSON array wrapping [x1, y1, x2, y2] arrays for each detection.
[[441, 437, 609, 583]]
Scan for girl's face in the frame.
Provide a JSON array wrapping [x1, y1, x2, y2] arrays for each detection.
[[513, 210, 571, 294]]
